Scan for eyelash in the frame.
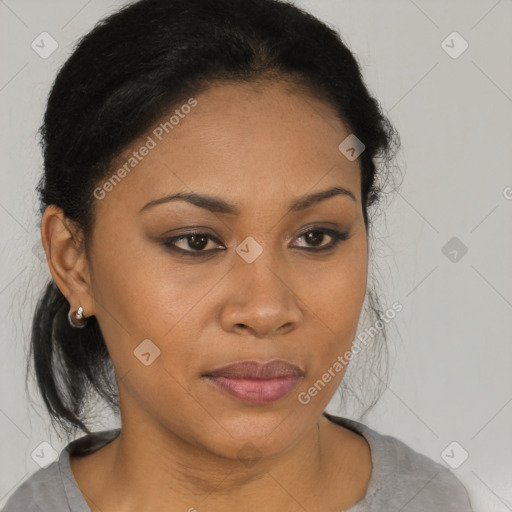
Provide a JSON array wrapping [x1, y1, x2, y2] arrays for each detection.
[[162, 227, 350, 257]]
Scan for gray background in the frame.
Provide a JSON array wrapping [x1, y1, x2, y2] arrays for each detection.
[[1, 1, 511, 510]]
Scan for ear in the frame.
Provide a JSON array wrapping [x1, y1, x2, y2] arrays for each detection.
[[41, 205, 95, 318]]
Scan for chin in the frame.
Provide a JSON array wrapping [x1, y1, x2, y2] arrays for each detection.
[[194, 407, 314, 461]]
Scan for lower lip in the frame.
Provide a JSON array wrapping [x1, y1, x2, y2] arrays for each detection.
[[204, 375, 301, 404]]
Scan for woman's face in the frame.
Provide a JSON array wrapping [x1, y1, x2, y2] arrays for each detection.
[[83, 80, 368, 460]]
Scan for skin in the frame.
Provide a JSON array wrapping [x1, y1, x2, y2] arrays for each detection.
[[42, 80, 372, 512]]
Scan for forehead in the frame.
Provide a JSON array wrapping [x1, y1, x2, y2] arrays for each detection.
[[96, 80, 361, 214]]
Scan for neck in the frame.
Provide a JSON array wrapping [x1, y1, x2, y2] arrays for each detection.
[[76, 414, 332, 512], [107, 421, 322, 511]]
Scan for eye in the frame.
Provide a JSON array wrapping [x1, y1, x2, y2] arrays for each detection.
[[291, 227, 350, 251], [162, 231, 224, 255]]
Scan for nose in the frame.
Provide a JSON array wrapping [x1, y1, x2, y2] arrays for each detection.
[[219, 249, 303, 339]]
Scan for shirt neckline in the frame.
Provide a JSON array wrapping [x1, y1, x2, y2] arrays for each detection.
[[58, 413, 392, 511]]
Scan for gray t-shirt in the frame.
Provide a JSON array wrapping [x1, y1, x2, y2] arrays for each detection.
[[2, 413, 474, 511]]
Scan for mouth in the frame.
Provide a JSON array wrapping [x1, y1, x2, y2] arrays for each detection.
[[202, 359, 304, 405]]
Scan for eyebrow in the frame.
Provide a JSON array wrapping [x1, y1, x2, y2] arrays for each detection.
[[139, 185, 356, 216]]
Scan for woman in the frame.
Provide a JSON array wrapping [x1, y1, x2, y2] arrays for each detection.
[[4, 0, 474, 510]]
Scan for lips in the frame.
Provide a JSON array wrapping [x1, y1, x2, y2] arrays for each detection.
[[203, 359, 304, 404], [204, 359, 304, 379]]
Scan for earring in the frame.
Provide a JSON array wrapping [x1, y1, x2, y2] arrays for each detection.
[[68, 304, 88, 328]]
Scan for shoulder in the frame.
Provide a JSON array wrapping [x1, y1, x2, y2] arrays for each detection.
[[2, 460, 62, 512], [2, 428, 121, 512], [371, 432, 474, 511], [324, 413, 474, 511]]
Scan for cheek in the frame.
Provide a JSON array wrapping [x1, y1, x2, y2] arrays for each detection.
[[89, 249, 207, 422], [89, 236, 224, 381], [295, 260, 366, 412], [299, 237, 367, 377], [305, 235, 367, 331], [90, 223, 196, 333]]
